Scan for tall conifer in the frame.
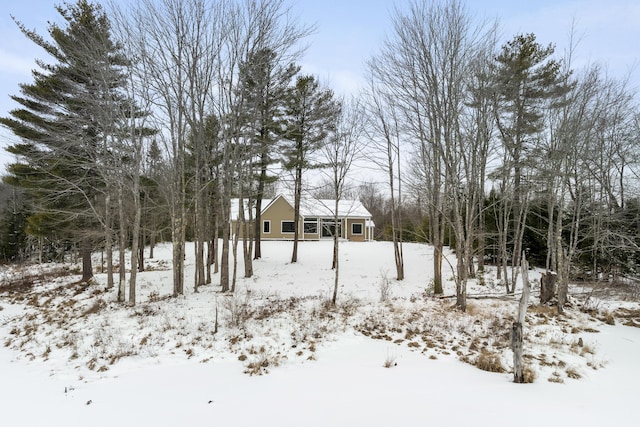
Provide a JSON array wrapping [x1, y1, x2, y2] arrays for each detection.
[[1, 1, 130, 282]]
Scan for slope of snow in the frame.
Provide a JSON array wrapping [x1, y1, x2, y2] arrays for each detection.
[[1, 240, 639, 426]]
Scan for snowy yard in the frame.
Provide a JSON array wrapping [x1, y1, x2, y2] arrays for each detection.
[[1, 240, 639, 426]]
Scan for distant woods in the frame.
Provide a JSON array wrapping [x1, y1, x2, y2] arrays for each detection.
[[2, 0, 640, 310]]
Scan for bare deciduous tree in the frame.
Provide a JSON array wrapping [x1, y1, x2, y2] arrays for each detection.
[[362, 74, 405, 281], [319, 97, 364, 305], [367, 0, 494, 306]]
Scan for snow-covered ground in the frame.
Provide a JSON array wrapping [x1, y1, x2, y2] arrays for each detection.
[[1, 240, 639, 426]]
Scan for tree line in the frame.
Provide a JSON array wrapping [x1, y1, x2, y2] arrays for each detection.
[[1, 0, 639, 311], [359, 0, 640, 311]]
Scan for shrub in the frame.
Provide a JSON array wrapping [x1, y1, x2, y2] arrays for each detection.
[[580, 342, 596, 356], [379, 271, 392, 302], [548, 371, 564, 383], [223, 292, 254, 329], [80, 299, 104, 317], [475, 350, 506, 373], [243, 349, 280, 376], [566, 366, 582, 379], [522, 364, 537, 383], [147, 291, 161, 302], [603, 311, 615, 325], [383, 351, 397, 368]]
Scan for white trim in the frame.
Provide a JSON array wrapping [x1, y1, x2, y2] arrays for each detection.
[[263, 220, 271, 234], [351, 222, 363, 235], [320, 218, 342, 238], [303, 217, 319, 235]]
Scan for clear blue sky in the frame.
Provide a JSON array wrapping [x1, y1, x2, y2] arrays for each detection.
[[1, 0, 639, 171]]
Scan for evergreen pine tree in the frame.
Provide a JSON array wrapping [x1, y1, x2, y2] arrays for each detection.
[[0, 0, 131, 282], [281, 75, 339, 263], [238, 48, 299, 259], [491, 33, 572, 290], [0, 185, 27, 262]]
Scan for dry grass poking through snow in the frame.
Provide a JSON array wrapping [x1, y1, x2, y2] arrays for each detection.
[[0, 272, 613, 382], [0, 244, 631, 382], [355, 297, 611, 383], [0, 267, 355, 376]]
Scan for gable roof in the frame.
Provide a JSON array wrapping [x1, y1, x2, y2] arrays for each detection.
[[298, 197, 371, 218], [230, 194, 373, 221]]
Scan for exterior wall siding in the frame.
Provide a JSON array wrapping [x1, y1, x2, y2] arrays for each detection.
[[262, 196, 297, 239], [346, 218, 366, 242]]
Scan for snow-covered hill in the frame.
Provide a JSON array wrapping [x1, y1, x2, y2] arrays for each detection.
[[1, 240, 639, 426]]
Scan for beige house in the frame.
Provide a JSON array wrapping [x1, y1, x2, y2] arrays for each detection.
[[230, 194, 374, 242]]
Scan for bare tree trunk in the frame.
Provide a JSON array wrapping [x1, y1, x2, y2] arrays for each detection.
[[433, 241, 444, 294], [138, 232, 145, 272], [557, 248, 568, 314], [291, 165, 302, 263], [81, 238, 93, 284], [510, 194, 530, 291], [512, 254, 530, 383], [546, 197, 557, 271], [171, 215, 185, 297], [129, 186, 141, 306], [477, 199, 486, 274], [540, 272, 556, 304], [331, 198, 340, 305], [118, 187, 127, 302], [206, 237, 213, 284], [496, 192, 511, 291], [213, 215, 219, 274], [331, 225, 338, 269], [205, 207, 214, 284], [254, 164, 266, 260], [220, 191, 231, 292], [242, 205, 253, 278], [331, 231, 340, 305], [232, 211, 240, 293], [454, 216, 467, 311], [149, 231, 155, 259], [389, 135, 404, 281], [104, 194, 114, 288], [220, 225, 230, 292], [324, 97, 361, 304], [194, 188, 205, 293]]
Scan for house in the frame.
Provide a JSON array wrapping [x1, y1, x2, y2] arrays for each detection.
[[230, 194, 375, 242]]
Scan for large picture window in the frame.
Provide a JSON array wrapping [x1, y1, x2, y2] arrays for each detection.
[[352, 223, 363, 235], [303, 217, 318, 234], [322, 219, 341, 237], [281, 221, 295, 233]]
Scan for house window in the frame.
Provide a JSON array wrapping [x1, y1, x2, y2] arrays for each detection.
[[352, 223, 363, 235], [263, 220, 270, 234], [281, 221, 295, 233], [322, 219, 341, 237], [303, 217, 318, 234]]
